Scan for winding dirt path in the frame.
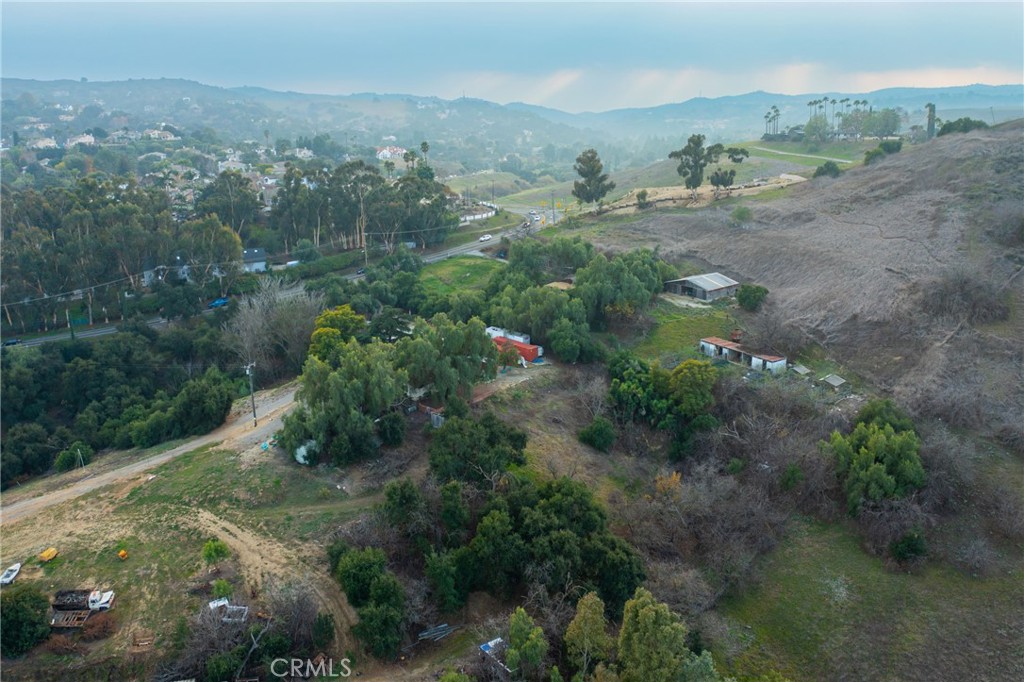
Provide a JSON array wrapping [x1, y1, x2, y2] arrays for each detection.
[[189, 509, 359, 656], [0, 386, 298, 525]]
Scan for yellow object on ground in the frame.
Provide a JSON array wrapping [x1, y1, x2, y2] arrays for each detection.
[[38, 547, 58, 562], [118, 549, 128, 560]]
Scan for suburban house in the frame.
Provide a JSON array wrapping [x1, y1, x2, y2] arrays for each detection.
[[65, 133, 95, 147], [699, 336, 787, 374], [243, 248, 267, 273], [664, 273, 740, 300], [375, 145, 408, 161]]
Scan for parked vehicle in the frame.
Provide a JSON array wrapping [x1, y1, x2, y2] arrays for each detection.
[[1, 563, 21, 585], [50, 589, 116, 628], [479, 234, 493, 242], [2, 338, 21, 346], [207, 297, 230, 309]]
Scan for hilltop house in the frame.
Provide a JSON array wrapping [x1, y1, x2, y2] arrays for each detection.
[[376, 145, 407, 161]]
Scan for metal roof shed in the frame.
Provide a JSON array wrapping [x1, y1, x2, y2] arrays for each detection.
[[664, 272, 740, 300]]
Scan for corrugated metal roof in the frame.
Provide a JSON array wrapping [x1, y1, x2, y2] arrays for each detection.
[[686, 272, 739, 290], [666, 272, 739, 291]]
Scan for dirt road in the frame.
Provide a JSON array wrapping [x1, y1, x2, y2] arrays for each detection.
[[0, 386, 298, 525]]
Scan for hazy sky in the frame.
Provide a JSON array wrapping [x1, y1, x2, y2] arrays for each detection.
[[2, 1, 1021, 112]]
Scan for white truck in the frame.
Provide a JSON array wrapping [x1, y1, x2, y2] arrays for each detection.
[[50, 589, 116, 628]]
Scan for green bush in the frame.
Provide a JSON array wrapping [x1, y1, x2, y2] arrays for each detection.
[[0, 584, 51, 657], [211, 579, 233, 598], [878, 139, 902, 154], [312, 612, 336, 650], [863, 148, 886, 165], [891, 529, 928, 562], [53, 440, 94, 472], [813, 161, 842, 178], [730, 206, 753, 225], [578, 416, 616, 452], [726, 458, 746, 475], [376, 411, 406, 447], [736, 283, 769, 311], [780, 463, 805, 491]]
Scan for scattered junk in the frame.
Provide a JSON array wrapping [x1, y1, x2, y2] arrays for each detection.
[[38, 547, 59, 563], [663, 272, 740, 300], [131, 629, 155, 649], [208, 597, 249, 623], [293, 439, 318, 465], [1, 562, 21, 586], [50, 589, 116, 628], [820, 373, 848, 390], [479, 637, 513, 676], [402, 623, 459, 653], [699, 337, 787, 375]]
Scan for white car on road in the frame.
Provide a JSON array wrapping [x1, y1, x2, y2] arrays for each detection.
[[479, 234, 492, 242]]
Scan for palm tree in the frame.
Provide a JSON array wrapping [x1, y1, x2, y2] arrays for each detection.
[[772, 105, 780, 135], [764, 110, 772, 136]]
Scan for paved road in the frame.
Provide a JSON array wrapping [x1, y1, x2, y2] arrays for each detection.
[[0, 386, 298, 525]]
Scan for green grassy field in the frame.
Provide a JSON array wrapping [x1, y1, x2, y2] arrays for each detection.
[[632, 299, 736, 365], [718, 518, 1023, 682], [418, 255, 505, 297]]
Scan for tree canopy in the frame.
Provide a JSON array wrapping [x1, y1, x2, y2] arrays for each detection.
[[572, 148, 616, 205]]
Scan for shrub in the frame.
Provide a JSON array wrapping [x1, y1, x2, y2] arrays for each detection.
[[636, 189, 652, 209], [579, 416, 616, 452], [81, 612, 116, 641], [377, 411, 406, 447], [211, 579, 233, 599], [813, 161, 841, 178], [736, 283, 769, 311], [863, 148, 886, 165], [890, 529, 928, 562], [1, 584, 51, 656], [730, 206, 753, 225], [780, 463, 805, 491], [937, 117, 988, 136], [312, 612, 336, 650], [202, 538, 230, 566], [726, 458, 746, 475], [54, 440, 94, 472], [878, 139, 902, 154], [42, 634, 78, 654]]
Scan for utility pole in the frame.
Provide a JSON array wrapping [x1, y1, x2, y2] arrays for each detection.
[[550, 189, 555, 225], [245, 362, 257, 427]]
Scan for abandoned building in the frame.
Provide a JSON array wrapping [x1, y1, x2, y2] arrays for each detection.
[[699, 336, 787, 374], [664, 272, 739, 300]]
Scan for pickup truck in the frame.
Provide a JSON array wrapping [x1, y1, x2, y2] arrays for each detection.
[[50, 589, 116, 628]]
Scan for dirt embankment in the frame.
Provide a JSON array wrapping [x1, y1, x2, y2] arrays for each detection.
[[590, 123, 1024, 430]]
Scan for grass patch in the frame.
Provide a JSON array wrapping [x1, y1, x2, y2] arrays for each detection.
[[419, 256, 506, 297], [717, 518, 1023, 682], [632, 300, 736, 364]]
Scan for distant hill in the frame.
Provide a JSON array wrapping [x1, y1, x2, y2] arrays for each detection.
[[2, 78, 1021, 169]]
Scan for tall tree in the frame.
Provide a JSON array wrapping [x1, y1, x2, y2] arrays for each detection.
[[565, 592, 610, 678], [617, 588, 690, 682], [668, 134, 726, 201], [195, 170, 259, 236], [572, 149, 616, 206]]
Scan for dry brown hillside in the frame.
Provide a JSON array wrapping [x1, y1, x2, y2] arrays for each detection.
[[596, 122, 1024, 441]]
